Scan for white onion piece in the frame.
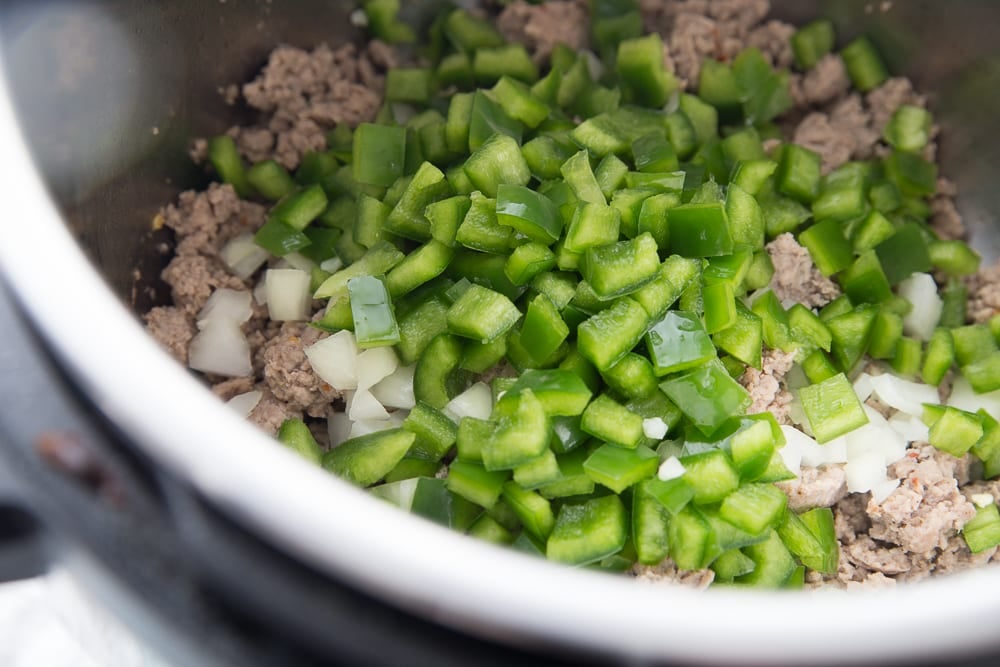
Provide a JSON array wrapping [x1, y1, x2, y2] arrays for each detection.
[[188, 319, 252, 377], [283, 252, 317, 272], [306, 330, 359, 390], [971, 493, 995, 508], [853, 373, 875, 403], [265, 269, 312, 322], [657, 456, 686, 481], [349, 412, 407, 439], [949, 377, 1000, 418], [253, 280, 268, 306], [643, 417, 669, 440], [328, 411, 353, 447], [198, 288, 252, 326], [220, 233, 269, 280], [226, 390, 262, 417], [822, 436, 849, 464], [847, 423, 907, 466], [869, 373, 939, 417], [862, 404, 890, 428], [356, 347, 400, 391], [870, 478, 901, 504], [371, 365, 416, 410], [444, 382, 493, 422], [320, 257, 344, 274], [898, 273, 942, 341], [777, 440, 802, 479], [782, 425, 826, 468], [786, 398, 811, 433], [888, 411, 930, 443], [845, 449, 886, 493], [349, 389, 390, 421]]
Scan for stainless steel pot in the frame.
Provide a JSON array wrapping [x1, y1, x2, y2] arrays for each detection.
[[2, 1, 1000, 664]]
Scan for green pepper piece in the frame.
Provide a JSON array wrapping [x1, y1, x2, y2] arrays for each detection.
[[660, 362, 752, 437], [443, 8, 504, 52], [413, 334, 466, 409], [323, 429, 416, 487], [841, 36, 888, 92], [667, 202, 734, 257], [473, 45, 539, 85], [580, 233, 661, 300], [798, 372, 868, 443], [798, 219, 854, 276], [363, 0, 416, 44], [776, 144, 822, 204], [277, 419, 323, 465], [467, 90, 522, 153], [492, 75, 549, 129], [679, 448, 741, 505], [496, 184, 563, 243], [519, 294, 570, 363], [601, 353, 659, 401], [646, 310, 715, 375], [922, 328, 955, 387], [347, 276, 400, 348], [547, 495, 628, 566], [208, 135, 253, 197], [963, 504, 1000, 554], [577, 297, 650, 370], [839, 250, 893, 304], [447, 461, 509, 509], [403, 402, 459, 462], [584, 444, 659, 494], [352, 123, 407, 188], [447, 283, 521, 344], [874, 223, 933, 285], [616, 33, 677, 108], [581, 394, 645, 449], [254, 219, 312, 257], [791, 20, 835, 70], [485, 389, 551, 471], [561, 150, 606, 205], [464, 133, 531, 198], [719, 483, 788, 536]]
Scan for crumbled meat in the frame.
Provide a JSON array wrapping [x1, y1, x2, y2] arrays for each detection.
[[211, 376, 255, 401], [746, 20, 795, 69], [640, 0, 770, 87], [496, 0, 589, 64], [929, 178, 965, 241], [162, 183, 267, 259], [144, 306, 195, 363], [869, 445, 976, 553], [965, 259, 1000, 323], [232, 42, 389, 169], [845, 536, 915, 575], [739, 347, 795, 423], [792, 95, 879, 173], [777, 464, 849, 511], [765, 232, 841, 308], [247, 386, 302, 436], [933, 535, 997, 575], [866, 76, 926, 134], [834, 493, 872, 542], [260, 322, 341, 417], [630, 559, 715, 589], [791, 54, 850, 108], [161, 254, 246, 317]]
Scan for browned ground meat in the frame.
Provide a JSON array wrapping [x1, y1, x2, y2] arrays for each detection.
[[930, 178, 965, 241], [765, 233, 841, 308], [160, 255, 247, 317], [630, 559, 715, 589], [739, 347, 795, 424], [260, 322, 342, 418], [965, 259, 1000, 324], [145, 306, 195, 363], [497, 0, 590, 64], [777, 465, 849, 511], [228, 41, 393, 170], [164, 183, 267, 259], [790, 53, 850, 108]]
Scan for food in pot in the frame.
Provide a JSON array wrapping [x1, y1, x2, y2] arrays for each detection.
[[144, 0, 1000, 589]]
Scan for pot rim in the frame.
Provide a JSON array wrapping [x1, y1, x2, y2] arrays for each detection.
[[1, 57, 999, 666]]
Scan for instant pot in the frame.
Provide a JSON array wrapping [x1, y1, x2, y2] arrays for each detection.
[[2, 1, 1000, 665]]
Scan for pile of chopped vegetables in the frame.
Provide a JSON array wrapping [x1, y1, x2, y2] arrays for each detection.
[[182, 0, 1000, 587]]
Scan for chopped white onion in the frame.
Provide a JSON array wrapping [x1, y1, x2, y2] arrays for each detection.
[[265, 269, 312, 322], [846, 423, 907, 466], [852, 373, 875, 403], [328, 411, 353, 447], [971, 493, 995, 509], [845, 449, 887, 494], [197, 288, 252, 326], [444, 382, 493, 422], [370, 365, 416, 410], [349, 389, 390, 421], [253, 280, 268, 306], [220, 233, 269, 280], [305, 330, 359, 390], [643, 417, 669, 440], [862, 404, 890, 428], [349, 412, 407, 439], [320, 257, 344, 274], [356, 347, 400, 391], [898, 273, 942, 341], [226, 390, 262, 417], [869, 372, 939, 417], [188, 319, 252, 377], [870, 478, 901, 504], [949, 377, 1000, 418], [657, 456, 686, 481], [822, 436, 849, 464], [781, 425, 825, 468], [888, 411, 930, 443], [786, 397, 811, 433], [282, 252, 317, 272]]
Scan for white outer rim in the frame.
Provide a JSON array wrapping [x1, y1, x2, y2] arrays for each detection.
[[1, 57, 999, 666]]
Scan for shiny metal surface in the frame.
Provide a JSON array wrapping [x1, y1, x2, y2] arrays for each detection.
[[2, 1, 1000, 664]]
